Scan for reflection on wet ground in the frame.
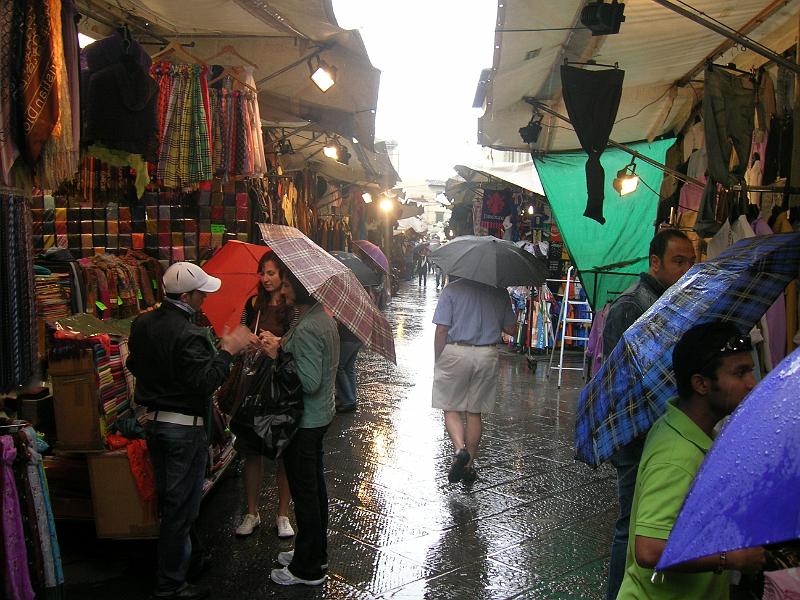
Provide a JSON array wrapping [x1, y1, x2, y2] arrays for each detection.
[[63, 281, 617, 599]]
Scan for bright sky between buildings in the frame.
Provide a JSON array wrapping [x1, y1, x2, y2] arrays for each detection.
[[332, 0, 497, 182]]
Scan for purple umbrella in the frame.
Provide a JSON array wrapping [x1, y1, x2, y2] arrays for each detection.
[[656, 345, 800, 571], [352, 239, 390, 274]]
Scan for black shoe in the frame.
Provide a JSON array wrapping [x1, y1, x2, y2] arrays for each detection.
[[153, 583, 210, 600], [448, 449, 471, 483], [187, 553, 211, 582], [462, 466, 477, 485], [335, 402, 357, 413]]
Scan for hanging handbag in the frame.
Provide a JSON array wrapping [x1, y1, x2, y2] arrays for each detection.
[[247, 349, 304, 459]]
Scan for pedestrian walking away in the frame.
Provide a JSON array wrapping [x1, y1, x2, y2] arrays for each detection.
[[616, 321, 765, 599], [417, 255, 428, 287], [228, 251, 297, 540], [601, 228, 696, 600], [431, 277, 516, 484], [127, 262, 257, 600]]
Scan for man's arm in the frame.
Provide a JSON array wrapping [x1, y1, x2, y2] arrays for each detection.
[[434, 325, 449, 361], [635, 536, 765, 574]]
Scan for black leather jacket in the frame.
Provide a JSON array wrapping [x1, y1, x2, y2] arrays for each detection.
[[127, 301, 233, 417], [602, 272, 666, 360]]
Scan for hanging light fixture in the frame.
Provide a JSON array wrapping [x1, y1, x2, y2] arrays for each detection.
[[323, 140, 339, 160], [613, 159, 639, 196], [336, 142, 352, 166], [362, 192, 373, 204], [527, 204, 535, 215], [308, 55, 337, 92], [519, 114, 543, 144]]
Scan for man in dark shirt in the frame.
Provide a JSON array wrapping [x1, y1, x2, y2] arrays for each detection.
[[128, 262, 255, 600], [603, 229, 696, 600]]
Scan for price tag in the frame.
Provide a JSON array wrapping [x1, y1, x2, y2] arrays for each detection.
[[95, 300, 107, 311], [211, 224, 226, 234], [137, 289, 143, 300], [152, 279, 158, 289], [117, 296, 123, 306]]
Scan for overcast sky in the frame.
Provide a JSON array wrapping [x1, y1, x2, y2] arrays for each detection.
[[332, 0, 497, 183]]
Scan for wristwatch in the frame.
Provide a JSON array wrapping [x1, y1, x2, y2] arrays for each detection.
[[715, 552, 727, 574]]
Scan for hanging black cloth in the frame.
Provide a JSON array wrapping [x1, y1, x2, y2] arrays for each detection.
[[560, 65, 625, 225]]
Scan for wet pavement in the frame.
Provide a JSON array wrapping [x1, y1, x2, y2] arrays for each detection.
[[62, 280, 618, 599]]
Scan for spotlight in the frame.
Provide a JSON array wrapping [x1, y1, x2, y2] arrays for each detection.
[[277, 139, 293, 155], [323, 142, 339, 160], [527, 204, 534, 215], [612, 159, 639, 196], [580, 0, 626, 36], [519, 116, 543, 144], [379, 197, 393, 213], [336, 144, 351, 166], [308, 56, 336, 92]]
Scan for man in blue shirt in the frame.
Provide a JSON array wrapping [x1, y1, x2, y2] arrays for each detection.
[[432, 277, 516, 483]]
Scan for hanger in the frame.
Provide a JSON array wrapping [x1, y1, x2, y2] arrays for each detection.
[[151, 41, 206, 66], [564, 58, 619, 70], [707, 62, 755, 79], [203, 45, 258, 69], [207, 66, 257, 93]]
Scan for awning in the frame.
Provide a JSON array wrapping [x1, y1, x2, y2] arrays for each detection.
[[479, 0, 800, 152], [270, 124, 398, 189], [77, 0, 380, 149]]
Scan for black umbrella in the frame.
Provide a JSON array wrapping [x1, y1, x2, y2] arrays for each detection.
[[430, 235, 547, 288], [329, 251, 382, 287]]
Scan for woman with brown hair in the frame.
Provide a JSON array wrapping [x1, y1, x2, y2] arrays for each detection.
[[231, 250, 296, 539]]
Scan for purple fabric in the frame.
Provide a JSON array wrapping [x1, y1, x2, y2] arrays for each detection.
[[1, 436, 34, 600], [586, 304, 609, 377]]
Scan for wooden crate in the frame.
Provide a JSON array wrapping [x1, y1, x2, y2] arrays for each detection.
[[49, 350, 105, 451]]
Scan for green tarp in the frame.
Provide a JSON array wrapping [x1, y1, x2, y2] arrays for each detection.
[[533, 139, 674, 311]]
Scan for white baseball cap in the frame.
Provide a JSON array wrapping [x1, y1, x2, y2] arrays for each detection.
[[163, 262, 221, 294]]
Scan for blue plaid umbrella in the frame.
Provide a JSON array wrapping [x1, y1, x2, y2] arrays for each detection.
[[576, 233, 800, 467]]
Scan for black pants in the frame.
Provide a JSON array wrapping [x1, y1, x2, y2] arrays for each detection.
[[283, 425, 329, 580]]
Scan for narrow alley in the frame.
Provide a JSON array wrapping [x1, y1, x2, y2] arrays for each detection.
[[63, 280, 617, 599]]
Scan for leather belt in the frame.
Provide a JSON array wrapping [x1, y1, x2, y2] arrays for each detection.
[[448, 341, 496, 347], [147, 410, 204, 427]]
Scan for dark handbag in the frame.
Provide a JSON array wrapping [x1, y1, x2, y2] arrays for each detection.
[[250, 350, 303, 459]]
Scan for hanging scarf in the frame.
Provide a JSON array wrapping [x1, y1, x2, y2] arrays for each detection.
[[0, 0, 22, 184], [21, 0, 59, 166]]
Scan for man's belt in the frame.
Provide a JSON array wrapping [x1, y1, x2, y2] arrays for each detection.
[[147, 410, 204, 427], [448, 341, 497, 347]]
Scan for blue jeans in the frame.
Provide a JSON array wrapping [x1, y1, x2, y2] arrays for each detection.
[[283, 425, 329, 580], [606, 437, 644, 600], [146, 421, 208, 593], [335, 340, 362, 408]]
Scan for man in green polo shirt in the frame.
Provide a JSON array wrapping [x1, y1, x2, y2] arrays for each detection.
[[616, 321, 766, 599]]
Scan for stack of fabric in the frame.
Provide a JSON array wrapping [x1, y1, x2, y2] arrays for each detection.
[[0, 193, 37, 393], [34, 274, 72, 322], [764, 568, 800, 600], [92, 337, 130, 428]]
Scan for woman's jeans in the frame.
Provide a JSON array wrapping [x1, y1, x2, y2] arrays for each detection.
[[283, 425, 330, 580], [335, 340, 362, 408], [146, 421, 208, 593]]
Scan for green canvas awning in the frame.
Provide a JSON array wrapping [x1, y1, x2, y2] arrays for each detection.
[[533, 138, 675, 310]]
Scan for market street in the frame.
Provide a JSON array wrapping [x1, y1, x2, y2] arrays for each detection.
[[62, 280, 617, 599]]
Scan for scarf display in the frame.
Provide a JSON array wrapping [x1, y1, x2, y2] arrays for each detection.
[[0, 193, 37, 393]]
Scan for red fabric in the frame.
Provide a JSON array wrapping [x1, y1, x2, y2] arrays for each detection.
[[201, 240, 270, 335], [106, 434, 156, 503]]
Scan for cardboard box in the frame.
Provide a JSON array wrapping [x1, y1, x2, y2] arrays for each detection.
[[87, 451, 159, 539], [49, 350, 105, 451]]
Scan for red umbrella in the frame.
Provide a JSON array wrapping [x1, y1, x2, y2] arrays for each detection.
[[258, 224, 396, 363], [352, 239, 390, 274], [201, 241, 268, 335]]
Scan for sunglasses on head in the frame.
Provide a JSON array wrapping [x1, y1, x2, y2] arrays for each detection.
[[697, 334, 752, 373]]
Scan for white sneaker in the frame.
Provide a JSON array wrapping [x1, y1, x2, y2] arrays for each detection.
[[277, 549, 328, 570], [270, 566, 326, 586], [235, 513, 261, 536], [276, 515, 295, 538]]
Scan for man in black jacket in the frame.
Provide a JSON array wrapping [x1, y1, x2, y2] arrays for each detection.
[[128, 262, 256, 600], [602, 229, 696, 600]]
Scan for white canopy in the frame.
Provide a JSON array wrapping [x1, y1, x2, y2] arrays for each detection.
[[77, 0, 380, 149], [479, 0, 800, 152]]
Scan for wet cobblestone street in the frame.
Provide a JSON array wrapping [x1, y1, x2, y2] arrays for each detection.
[[63, 281, 618, 599]]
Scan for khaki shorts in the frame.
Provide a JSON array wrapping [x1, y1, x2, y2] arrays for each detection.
[[432, 344, 499, 413]]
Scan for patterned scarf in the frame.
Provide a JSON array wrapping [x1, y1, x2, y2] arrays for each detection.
[[21, 0, 59, 166]]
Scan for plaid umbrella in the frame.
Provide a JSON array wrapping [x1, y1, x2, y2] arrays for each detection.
[[258, 224, 396, 364], [576, 233, 800, 467]]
